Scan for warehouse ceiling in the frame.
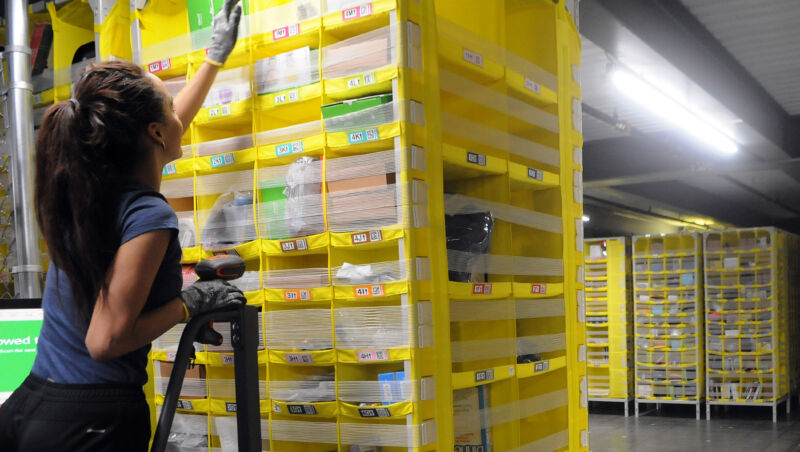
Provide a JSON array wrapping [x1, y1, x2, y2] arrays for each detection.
[[579, 0, 800, 236]]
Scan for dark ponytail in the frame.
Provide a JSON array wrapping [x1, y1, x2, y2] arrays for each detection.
[[35, 60, 167, 322]]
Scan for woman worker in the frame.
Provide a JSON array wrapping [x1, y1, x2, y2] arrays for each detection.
[[0, 0, 246, 450]]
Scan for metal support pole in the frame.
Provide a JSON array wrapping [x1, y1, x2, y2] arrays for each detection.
[[5, 0, 43, 298]]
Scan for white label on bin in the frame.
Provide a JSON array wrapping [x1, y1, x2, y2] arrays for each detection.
[[524, 77, 542, 94], [288, 89, 299, 102], [342, 3, 373, 21], [471, 283, 492, 295], [226, 402, 237, 413], [280, 238, 308, 252], [275, 140, 304, 157], [534, 360, 550, 373], [162, 163, 177, 176], [176, 400, 193, 410], [351, 230, 383, 245], [354, 284, 385, 297], [531, 284, 547, 294], [528, 168, 543, 181], [283, 289, 312, 302], [285, 352, 314, 364], [474, 368, 495, 382], [275, 93, 288, 104], [166, 352, 177, 362], [463, 49, 484, 67], [273, 23, 300, 41], [357, 349, 389, 362], [221, 355, 235, 365], [210, 153, 235, 168], [221, 104, 231, 116], [347, 76, 362, 89], [466, 151, 486, 166], [348, 128, 380, 144], [364, 72, 377, 85], [208, 107, 220, 118], [148, 58, 171, 74]]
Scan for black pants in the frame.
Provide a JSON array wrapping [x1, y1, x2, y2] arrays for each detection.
[[0, 373, 150, 452]]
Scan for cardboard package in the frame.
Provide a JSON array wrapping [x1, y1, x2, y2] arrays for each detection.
[[324, 36, 391, 78], [326, 172, 397, 229]]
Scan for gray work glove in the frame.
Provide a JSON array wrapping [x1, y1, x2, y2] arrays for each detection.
[[181, 279, 246, 318], [206, 0, 243, 66]]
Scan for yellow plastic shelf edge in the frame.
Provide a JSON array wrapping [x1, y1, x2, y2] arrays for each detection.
[[517, 356, 567, 380], [447, 281, 512, 300], [268, 349, 337, 366], [452, 364, 516, 390], [272, 400, 338, 418], [262, 233, 329, 256]]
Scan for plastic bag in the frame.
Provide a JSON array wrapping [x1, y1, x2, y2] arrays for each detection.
[[284, 157, 322, 237]]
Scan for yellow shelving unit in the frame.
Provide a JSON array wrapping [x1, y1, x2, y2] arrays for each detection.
[[584, 237, 633, 415], [110, 0, 587, 449], [632, 233, 704, 419], [703, 227, 798, 422]]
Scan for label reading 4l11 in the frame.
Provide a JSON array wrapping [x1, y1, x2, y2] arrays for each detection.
[[342, 3, 373, 21], [351, 230, 383, 245], [348, 128, 380, 144], [354, 284, 385, 297], [210, 153, 235, 168]]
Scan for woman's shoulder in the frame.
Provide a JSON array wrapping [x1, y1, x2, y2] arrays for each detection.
[[117, 184, 178, 244]]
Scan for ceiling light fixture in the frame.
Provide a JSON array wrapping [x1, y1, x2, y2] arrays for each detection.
[[611, 68, 739, 154]]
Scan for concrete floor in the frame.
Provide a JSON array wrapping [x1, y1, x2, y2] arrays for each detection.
[[589, 401, 800, 451]]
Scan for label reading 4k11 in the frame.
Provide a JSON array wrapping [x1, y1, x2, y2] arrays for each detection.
[[348, 128, 380, 144]]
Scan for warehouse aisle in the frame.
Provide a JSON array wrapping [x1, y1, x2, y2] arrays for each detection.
[[589, 404, 800, 451]]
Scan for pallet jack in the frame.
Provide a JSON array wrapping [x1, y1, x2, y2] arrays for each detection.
[[151, 255, 262, 452]]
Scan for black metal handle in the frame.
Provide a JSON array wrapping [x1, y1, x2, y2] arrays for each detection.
[[150, 304, 261, 452]]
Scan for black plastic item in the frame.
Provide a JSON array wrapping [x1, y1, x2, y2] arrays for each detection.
[[517, 353, 542, 364], [445, 211, 494, 282], [151, 305, 261, 452]]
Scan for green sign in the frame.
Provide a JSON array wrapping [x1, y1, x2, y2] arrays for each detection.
[[0, 309, 42, 404]]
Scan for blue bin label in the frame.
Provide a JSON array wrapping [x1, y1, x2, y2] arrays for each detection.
[[348, 128, 380, 144], [275, 140, 304, 157], [162, 163, 177, 176], [210, 153, 235, 168]]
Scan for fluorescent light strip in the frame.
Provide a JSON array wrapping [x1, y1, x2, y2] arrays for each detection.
[[611, 69, 738, 154]]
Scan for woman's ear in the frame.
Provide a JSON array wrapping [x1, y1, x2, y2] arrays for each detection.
[[146, 122, 164, 146]]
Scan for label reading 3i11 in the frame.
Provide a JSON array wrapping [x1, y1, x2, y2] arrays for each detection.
[[285, 352, 314, 364]]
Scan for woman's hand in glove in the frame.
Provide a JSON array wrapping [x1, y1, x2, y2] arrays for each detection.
[[205, 0, 243, 66], [181, 279, 246, 318]]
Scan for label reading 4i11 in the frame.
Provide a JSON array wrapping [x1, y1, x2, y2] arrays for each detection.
[[348, 128, 380, 144], [342, 3, 373, 21], [351, 230, 383, 245], [210, 153, 235, 168], [275, 140, 304, 157], [285, 352, 314, 364], [357, 349, 389, 362], [354, 284, 385, 297], [283, 289, 312, 302]]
